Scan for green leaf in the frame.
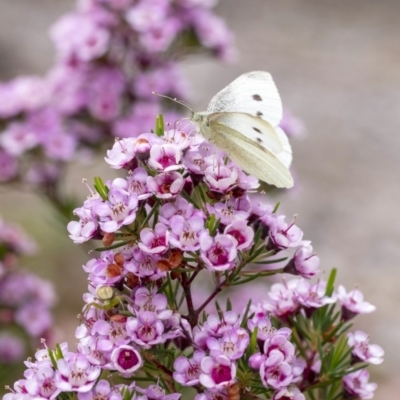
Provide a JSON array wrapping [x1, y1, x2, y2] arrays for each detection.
[[249, 326, 258, 355], [325, 268, 337, 297], [55, 343, 64, 360], [141, 199, 160, 229], [48, 348, 57, 369], [94, 239, 133, 252], [240, 299, 253, 328], [253, 256, 288, 264], [215, 301, 223, 319], [250, 225, 263, 254], [155, 114, 165, 137], [226, 297, 232, 311], [272, 201, 280, 213], [93, 176, 109, 201]]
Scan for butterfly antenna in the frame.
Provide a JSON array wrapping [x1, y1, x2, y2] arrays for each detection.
[[152, 92, 194, 112]]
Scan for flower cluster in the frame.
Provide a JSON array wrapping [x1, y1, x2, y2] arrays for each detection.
[[0, 218, 56, 364], [0, 0, 234, 202], [3, 121, 382, 399]]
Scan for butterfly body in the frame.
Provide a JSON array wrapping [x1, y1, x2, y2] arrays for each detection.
[[189, 71, 294, 188]]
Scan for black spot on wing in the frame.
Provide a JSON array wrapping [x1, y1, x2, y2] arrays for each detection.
[[253, 127, 261, 134], [256, 111, 263, 116], [253, 94, 262, 101], [256, 138, 262, 143]]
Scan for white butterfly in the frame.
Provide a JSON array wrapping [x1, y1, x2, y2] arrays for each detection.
[[190, 71, 293, 188]]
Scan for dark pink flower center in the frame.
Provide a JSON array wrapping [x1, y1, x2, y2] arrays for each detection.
[[158, 152, 176, 167], [138, 324, 156, 342], [209, 244, 228, 265], [228, 229, 245, 245], [117, 349, 139, 370], [211, 364, 232, 384], [152, 236, 165, 248], [187, 363, 200, 380]]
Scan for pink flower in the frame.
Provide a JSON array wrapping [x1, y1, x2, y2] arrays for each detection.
[[139, 19, 181, 52], [78, 336, 110, 367], [295, 280, 336, 309], [347, 331, 384, 365], [193, 11, 235, 60], [169, 215, 205, 251], [110, 345, 143, 374], [50, 14, 110, 61], [284, 244, 320, 279], [173, 350, 206, 386], [24, 365, 59, 399], [93, 188, 138, 233], [343, 369, 377, 399], [206, 328, 249, 361], [55, 353, 101, 393], [0, 122, 38, 156], [184, 142, 215, 175], [248, 317, 277, 342], [125, 1, 169, 32], [147, 171, 185, 199], [224, 220, 254, 250], [134, 68, 171, 100], [125, 168, 150, 199], [264, 280, 300, 318], [91, 319, 130, 349], [0, 334, 25, 363], [207, 197, 250, 225], [204, 164, 238, 193], [15, 303, 52, 337], [78, 380, 121, 400], [43, 132, 76, 161], [131, 287, 172, 320], [68, 206, 100, 244], [199, 355, 236, 390], [200, 233, 237, 271], [124, 247, 165, 280], [337, 285, 376, 320], [263, 333, 295, 363], [161, 128, 192, 151], [159, 196, 204, 225], [126, 311, 165, 349], [259, 352, 293, 390], [148, 144, 181, 171], [87, 67, 125, 121], [135, 384, 181, 400], [105, 138, 138, 170], [138, 223, 169, 254], [268, 216, 303, 250], [272, 386, 305, 400]]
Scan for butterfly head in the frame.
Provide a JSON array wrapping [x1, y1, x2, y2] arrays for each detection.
[[190, 111, 210, 125]]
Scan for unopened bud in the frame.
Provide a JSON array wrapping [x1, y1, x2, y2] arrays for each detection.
[[102, 232, 115, 246]]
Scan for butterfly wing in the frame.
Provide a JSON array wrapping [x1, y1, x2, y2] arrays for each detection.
[[208, 112, 284, 154], [208, 117, 293, 188], [274, 126, 292, 168], [206, 71, 282, 127]]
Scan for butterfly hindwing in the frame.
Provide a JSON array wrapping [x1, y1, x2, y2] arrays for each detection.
[[209, 112, 284, 155], [209, 120, 293, 188], [206, 71, 282, 127], [274, 126, 292, 168]]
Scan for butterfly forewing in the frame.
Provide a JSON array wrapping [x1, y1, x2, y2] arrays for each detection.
[[206, 71, 282, 127], [274, 126, 292, 168], [210, 121, 293, 188], [209, 112, 283, 155]]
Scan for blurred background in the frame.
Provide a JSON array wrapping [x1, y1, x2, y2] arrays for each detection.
[[0, 0, 399, 396]]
